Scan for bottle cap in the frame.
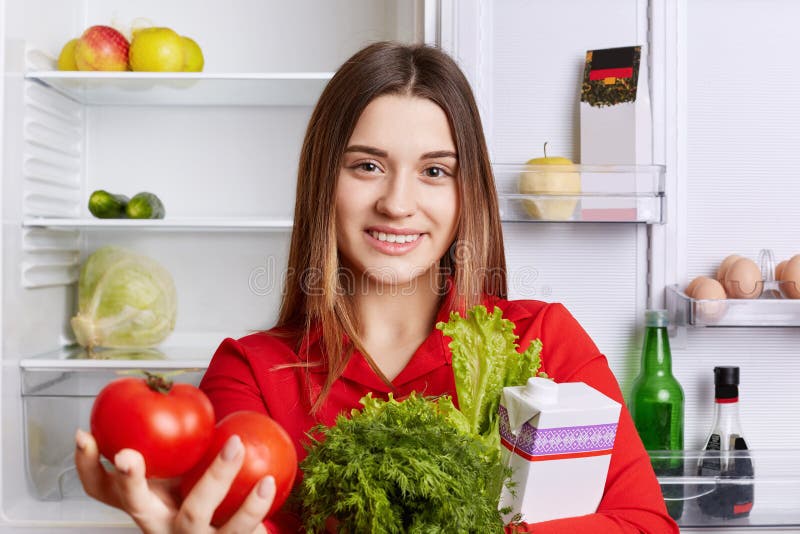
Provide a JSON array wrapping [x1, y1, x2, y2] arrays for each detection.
[[645, 309, 669, 327], [714, 366, 740, 386], [523, 376, 558, 405], [714, 366, 740, 401]]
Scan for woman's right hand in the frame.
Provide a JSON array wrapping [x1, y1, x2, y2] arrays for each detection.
[[75, 428, 276, 534]]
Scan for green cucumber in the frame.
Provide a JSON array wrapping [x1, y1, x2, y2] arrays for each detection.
[[126, 192, 165, 219], [88, 190, 129, 219]]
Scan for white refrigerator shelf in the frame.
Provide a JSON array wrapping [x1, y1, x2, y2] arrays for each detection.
[[19, 345, 213, 378], [25, 71, 334, 106], [22, 216, 295, 231]]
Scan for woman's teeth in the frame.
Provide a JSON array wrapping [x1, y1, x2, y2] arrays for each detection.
[[368, 231, 421, 244]]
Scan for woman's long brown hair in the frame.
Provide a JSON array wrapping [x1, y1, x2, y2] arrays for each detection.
[[276, 41, 507, 413]]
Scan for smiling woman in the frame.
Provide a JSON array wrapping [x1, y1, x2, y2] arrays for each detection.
[[75, 41, 679, 534], [278, 42, 506, 400]]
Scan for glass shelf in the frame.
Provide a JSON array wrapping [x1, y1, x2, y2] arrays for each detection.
[[19, 345, 214, 375], [494, 163, 665, 224], [651, 450, 800, 529], [25, 71, 334, 107], [666, 284, 800, 328], [22, 216, 294, 232]]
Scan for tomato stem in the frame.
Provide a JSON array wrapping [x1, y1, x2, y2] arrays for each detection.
[[144, 371, 173, 394]]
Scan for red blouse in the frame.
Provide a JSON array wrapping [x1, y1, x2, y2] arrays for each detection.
[[199, 297, 679, 533]]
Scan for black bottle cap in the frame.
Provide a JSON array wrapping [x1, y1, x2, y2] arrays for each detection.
[[714, 366, 739, 400], [714, 366, 739, 386]]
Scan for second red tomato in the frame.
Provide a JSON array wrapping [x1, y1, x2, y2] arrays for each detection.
[[179, 411, 298, 526]]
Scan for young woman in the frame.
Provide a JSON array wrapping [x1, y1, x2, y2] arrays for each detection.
[[75, 42, 679, 534]]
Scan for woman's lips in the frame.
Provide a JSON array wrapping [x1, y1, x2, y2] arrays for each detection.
[[364, 230, 425, 256]]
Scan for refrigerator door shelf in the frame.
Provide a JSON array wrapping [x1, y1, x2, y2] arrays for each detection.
[[666, 284, 800, 328], [494, 164, 665, 224], [651, 449, 800, 529]]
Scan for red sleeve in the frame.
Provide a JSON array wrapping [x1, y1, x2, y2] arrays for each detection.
[[505, 304, 679, 534], [199, 338, 304, 534]]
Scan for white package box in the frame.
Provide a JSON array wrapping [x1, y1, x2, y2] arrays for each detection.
[[499, 377, 621, 524], [579, 45, 652, 221]]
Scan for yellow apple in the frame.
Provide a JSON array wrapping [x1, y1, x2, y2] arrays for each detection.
[[518, 143, 580, 220], [129, 27, 184, 72], [181, 36, 204, 72], [57, 38, 79, 70]]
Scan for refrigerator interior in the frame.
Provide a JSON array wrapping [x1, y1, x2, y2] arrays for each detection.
[[2, 0, 800, 531], [1, 0, 424, 526]]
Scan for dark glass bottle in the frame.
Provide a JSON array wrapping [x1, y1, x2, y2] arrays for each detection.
[[697, 366, 754, 519], [630, 309, 684, 520]]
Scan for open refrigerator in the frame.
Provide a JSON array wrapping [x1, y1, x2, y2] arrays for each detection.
[[2, 0, 800, 532]]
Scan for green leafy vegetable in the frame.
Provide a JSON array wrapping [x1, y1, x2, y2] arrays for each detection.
[[437, 305, 543, 456], [70, 246, 177, 350], [299, 305, 544, 532], [299, 393, 507, 534]]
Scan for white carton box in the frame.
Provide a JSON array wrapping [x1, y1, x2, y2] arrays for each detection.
[[499, 377, 621, 524], [579, 45, 652, 221]]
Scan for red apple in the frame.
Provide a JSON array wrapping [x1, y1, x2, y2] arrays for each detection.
[[75, 25, 129, 71]]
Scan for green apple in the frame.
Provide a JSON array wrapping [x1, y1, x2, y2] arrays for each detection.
[[129, 27, 184, 72], [518, 143, 580, 220]]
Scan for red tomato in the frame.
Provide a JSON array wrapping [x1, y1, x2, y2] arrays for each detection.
[[90, 376, 214, 479], [179, 411, 298, 526]]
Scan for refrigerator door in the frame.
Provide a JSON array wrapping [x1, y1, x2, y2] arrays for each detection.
[[447, 0, 800, 532]]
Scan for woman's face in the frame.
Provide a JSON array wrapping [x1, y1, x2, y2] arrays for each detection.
[[335, 94, 460, 287]]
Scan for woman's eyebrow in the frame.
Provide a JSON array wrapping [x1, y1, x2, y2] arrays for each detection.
[[344, 146, 458, 161], [344, 145, 387, 157], [421, 150, 457, 160]]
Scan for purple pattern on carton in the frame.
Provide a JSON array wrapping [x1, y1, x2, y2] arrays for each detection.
[[499, 405, 618, 456]]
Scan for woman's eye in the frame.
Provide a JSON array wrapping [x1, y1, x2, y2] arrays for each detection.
[[424, 167, 447, 178], [358, 162, 379, 173]]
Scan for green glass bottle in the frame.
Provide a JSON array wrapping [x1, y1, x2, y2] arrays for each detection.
[[630, 309, 684, 520]]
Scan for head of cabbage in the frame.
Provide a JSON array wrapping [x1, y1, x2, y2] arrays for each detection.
[[70, 246, 177, 350]]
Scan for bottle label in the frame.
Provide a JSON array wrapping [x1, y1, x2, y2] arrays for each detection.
[[699, 433, 722, 475]]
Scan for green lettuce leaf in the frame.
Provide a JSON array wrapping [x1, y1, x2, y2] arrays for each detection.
[[436, 305, 543, 446]]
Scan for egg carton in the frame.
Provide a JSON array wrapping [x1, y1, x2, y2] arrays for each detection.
[[668, 249, 800, 328]]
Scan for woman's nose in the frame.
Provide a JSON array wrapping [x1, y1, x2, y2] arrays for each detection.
[[375, 172, 417, 218]]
